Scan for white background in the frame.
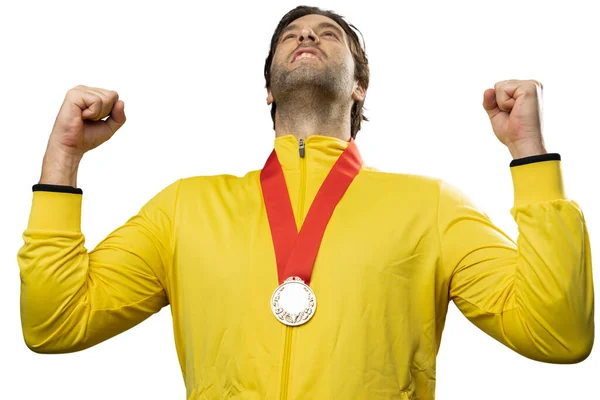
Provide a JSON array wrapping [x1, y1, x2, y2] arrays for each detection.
[[1, 0, 598, 398]]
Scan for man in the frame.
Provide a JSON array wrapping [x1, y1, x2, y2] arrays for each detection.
[[18, 5, 594, 399]]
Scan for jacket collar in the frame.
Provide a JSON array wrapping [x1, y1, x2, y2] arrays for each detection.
[[273, 134, 357, 173]]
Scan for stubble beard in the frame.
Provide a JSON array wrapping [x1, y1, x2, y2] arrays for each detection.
[[270, 59, 354, 116]]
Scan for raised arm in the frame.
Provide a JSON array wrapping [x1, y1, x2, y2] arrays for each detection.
[[18, 180, 179, 353], [440, 79, 595, 363], [17, 85, 178, 353], [440, 156, 593, 363]]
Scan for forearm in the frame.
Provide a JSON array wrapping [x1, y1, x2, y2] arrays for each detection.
[[443, 159, 594, 363], [18, 182, 177, 353], [39, 143, 82, 187], [504, 160, 594, 362], [18, 191, 89, 353]]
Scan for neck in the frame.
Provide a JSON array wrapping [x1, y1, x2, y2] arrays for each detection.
[[274, 89, 352, 142]]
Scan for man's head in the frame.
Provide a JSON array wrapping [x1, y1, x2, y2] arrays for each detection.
[[264, 6, 369, 139]]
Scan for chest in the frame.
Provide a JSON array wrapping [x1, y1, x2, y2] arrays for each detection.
[[173, 190, 438, 306]]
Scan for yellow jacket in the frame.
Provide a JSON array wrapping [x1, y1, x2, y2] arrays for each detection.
[[18, 134, 594, 399]]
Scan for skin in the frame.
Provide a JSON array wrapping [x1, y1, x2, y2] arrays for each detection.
[[482, 79, 547, 158], [267, 14, 365, 142], [40, 86, 125, 186], [39, 16, 547, 187]]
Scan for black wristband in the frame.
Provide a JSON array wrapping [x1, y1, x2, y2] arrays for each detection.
[[32, 183, 83, 194], [510, 153, 561, 167]]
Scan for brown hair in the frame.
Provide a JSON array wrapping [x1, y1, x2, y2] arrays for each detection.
[[264, 5, 370, 139]]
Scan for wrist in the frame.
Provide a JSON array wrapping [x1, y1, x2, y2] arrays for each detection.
[[507, 137, 547, 159], [39, 145, 82, 187]]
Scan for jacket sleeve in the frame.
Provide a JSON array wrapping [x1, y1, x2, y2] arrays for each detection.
[[17, 179, 181, 354], [439, 156, 594, 363]]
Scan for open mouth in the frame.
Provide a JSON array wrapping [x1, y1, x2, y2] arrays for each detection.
[[292, 48, 323, 63], [294, 53, 320, 62]]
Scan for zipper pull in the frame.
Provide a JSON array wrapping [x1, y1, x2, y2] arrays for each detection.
[[299, 138, 305, 158]]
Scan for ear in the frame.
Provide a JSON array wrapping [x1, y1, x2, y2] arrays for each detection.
[[352, 84, 366, 102], [267, 88, 274, 105]]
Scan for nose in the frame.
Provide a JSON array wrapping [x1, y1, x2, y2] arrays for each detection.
[[297, 27, 319, 44]]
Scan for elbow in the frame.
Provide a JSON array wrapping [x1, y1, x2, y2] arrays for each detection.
[[558, 333, 594, 364], [22, 330, 59, 354], [23, 337, 49, 354], [511, 307, 595, 364], [23, 335, 79, 355], [22, 325, 76, 355], [535, 327, 595, 364], [554, 311, 595, 364], [24, 340, 51, 354], [22, 323, 97, 355]]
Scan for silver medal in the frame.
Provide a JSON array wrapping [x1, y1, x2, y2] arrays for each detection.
[[271, 276, 317, 326]]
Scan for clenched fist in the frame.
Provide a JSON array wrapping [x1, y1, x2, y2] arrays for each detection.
[[40, 85, 126, 186], [49, 85, 126, 158], [482, 79, 547, 159]]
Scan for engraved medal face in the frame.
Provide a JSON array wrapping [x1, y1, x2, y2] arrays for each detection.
[[271, 277, 316, 326]]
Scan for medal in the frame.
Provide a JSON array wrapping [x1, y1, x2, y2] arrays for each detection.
[[271, 276, 317, 326], [260, 137, 363, 326]]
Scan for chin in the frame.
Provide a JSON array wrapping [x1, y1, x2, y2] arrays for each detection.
[[271, 62, 350, 98], [289, 63, 323, 71], [288, 73, 328, 87]]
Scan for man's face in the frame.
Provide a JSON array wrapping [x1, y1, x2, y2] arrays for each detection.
[[267, 14, 364, 105]]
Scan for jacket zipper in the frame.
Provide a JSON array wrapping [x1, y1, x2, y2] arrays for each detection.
[[280, 138, 306, 400]]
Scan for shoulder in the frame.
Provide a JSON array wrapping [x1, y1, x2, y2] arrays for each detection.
[[179, 170, 257, 186], [359, 163, 442, 191], [174, 170, 262, 199], [361, 164, 477, 202]]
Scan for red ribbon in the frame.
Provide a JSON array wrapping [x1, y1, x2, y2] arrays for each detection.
[[260, 138, 363, 285]]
